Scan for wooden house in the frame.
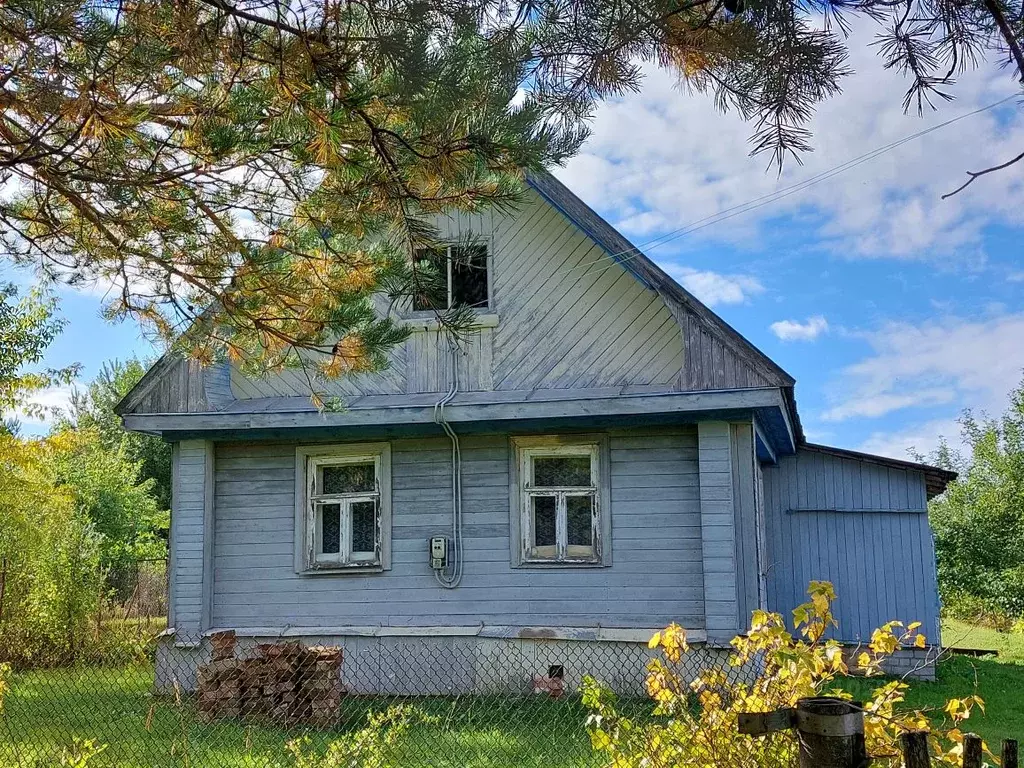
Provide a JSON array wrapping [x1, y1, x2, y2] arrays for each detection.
[[120, 172, 954, 692]]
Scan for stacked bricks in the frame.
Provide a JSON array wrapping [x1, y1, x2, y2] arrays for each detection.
[[197, 632, 345, 725]]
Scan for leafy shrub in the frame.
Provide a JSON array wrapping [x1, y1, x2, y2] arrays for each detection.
[[940, 591, 1016, 631], [0, 432, 104, 667], [929, 379, 1024, 618], [584, 582, 991, 767], [0, 424, 169, 667], [48, 427, 167, 589], [286, 706, 430, 768]]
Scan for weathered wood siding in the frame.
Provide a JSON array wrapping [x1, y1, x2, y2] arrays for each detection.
[[762, 447, 940, 643], [125, 357, 212, 414], [488, 194, 683, 392], [169, 440, 214, 639], [209, 427, 704, 630], [228, 190, 685, 400], [679, 313, 775, 390], [731, 423, 762, 629], [698, 422, 740, 641]]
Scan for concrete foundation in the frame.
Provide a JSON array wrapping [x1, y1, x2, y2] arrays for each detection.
[[154, 631, 935, 696]]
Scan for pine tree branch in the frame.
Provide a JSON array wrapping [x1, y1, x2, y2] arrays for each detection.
[[980, 0, 1024, 82], [942, 147, 1024, 198], [195, 0, 375, 43]]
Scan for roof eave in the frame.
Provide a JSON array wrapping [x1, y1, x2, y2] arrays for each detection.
[[802, 442, 957, 499]]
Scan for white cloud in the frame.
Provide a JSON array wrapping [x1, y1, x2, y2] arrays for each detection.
[[770, 315, 829, 342], [835, 313, 1024, 416], [822, 388, 955, 422], [5, 385, 75, 432], [821, 312, 1024, 458], [663, 265, 764, 306], [556, 20, 1024, 263], [856, 417, 963, 462]]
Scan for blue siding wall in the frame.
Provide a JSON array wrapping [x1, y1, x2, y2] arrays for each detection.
[[169, 440, 213, 637], [210, 427, 705, 631], [762, 447, 940, 644]]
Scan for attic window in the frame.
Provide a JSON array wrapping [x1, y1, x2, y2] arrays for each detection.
[[412, 244, 489, 311], [296, 444, 392, 573], [510, 436, 611, 567]]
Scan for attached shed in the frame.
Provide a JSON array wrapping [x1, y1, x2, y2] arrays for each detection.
[[764, 444, 952, 647]]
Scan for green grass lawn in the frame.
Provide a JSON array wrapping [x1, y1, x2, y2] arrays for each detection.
[[0, 665, 605, 768], [4, 622, 1022, 767], [841, 619, 1024, 748]]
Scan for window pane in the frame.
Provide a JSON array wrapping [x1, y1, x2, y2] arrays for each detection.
[[566, 495, 593, 547], [451, 244, 488, 308], [412, 247, 447, 310], [533, 455, 591, 487], [351, 501, 376, 554], [322, 462, 375, 494], [532, 496, 556, 547], [320, 504, 341, 554]]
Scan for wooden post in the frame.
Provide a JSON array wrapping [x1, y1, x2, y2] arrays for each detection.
[[0, 555, 7, 627], [739, 696, 867, 768], [962, 733, 983, 768], [1003, 739, 1019, 768], [795, 698, 868, 768], [901, 731, 931, 768]]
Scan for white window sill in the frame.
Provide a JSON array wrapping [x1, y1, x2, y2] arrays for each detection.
[[403, 312, 499, 332]]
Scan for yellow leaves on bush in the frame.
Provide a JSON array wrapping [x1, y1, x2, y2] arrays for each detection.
[[586, 582, 982, 768], [647, 623, 688, 662], [0, 663, 8, 714], [856, 620, 929, 676]]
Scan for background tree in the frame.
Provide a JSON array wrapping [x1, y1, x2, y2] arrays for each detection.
[[0, 282, 78, 429], [1, 0, 1021, 384], [48, 427, 168, 585], [0, 290, 165, 664], [58, 359, 172, 510], [929, 376, 1024, 621]]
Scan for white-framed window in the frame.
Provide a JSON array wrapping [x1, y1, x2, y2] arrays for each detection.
[[294, 444, 392, 573], [510, 436, 612, 567], [412, 243, 490, 311]]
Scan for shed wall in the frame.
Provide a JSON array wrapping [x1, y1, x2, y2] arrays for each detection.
[[762, 447, 940, 643], [209, 427, 705, 630]]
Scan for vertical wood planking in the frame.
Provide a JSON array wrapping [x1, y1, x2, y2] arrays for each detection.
[[761, 447, 940, 643], [170, 440, 213, 640], [698, 422, 739, 641], [730, 423, 759, 628]]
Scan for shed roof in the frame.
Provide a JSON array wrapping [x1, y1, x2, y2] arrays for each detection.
[[803, 442, 957, 499]]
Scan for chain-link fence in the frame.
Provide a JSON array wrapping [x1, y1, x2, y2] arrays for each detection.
[[0, 629, 798, 768]]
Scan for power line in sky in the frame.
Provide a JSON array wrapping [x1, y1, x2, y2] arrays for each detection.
[[555, 92, 1019, 281]]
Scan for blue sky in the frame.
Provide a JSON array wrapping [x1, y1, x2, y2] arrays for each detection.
[[11, 25, 1024, 460]]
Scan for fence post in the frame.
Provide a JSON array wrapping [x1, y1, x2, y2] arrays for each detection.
[[1003, 739, 1019, 768], [0, 555, 7, 627], [901, 730, 931, 768], [739, 696, 868, 768], [794, 697, 868, 768], [962, 733, 983, 768]]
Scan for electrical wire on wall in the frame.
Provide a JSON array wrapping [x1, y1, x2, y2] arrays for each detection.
[[433, 336, 464, 589]]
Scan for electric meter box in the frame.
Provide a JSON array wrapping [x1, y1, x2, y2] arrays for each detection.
[[429, 537, 448, 570]]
